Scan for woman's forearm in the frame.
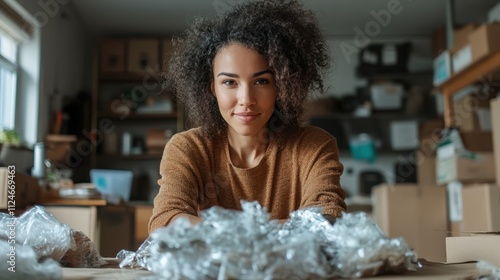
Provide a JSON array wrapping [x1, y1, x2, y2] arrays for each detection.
[[169, 213, 202, 226]]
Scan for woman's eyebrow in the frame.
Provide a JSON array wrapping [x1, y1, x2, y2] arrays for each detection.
[[217, 72, 238, 77], [216, 70, 273, 78], [252, 70, 273, 77]]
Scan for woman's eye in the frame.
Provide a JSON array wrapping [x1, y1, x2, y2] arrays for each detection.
[[223, 80, 236, 86], [255, 79, 269, 85]]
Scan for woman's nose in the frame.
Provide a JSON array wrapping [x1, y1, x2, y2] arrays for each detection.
[[238, 85, 256, 107]]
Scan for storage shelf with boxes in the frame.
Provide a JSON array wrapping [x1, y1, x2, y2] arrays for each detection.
[[92, 37, 182, 203], [424, 6, 500, 265]]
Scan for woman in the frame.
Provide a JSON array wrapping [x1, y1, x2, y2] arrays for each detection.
[[149, 0, 346, 232]]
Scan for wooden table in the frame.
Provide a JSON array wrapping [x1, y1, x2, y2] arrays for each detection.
[[62, 259, 481, 280]]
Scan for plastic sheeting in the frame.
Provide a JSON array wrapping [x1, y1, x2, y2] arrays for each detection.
[[119, 201, 419, 279], [0, 205, 106, 279]]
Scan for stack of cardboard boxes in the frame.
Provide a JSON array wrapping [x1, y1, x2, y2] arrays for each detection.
[[373, 96, 500, 264], [443, 98, 500, 267], [374, 2, 500, 264]]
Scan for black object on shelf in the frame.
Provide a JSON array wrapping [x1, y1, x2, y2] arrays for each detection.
[[359, 170, 385, 196], [357, 42, 412, 76]]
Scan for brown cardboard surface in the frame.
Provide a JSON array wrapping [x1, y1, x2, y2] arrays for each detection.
[[454, 95, 492, 132], [459, 131, 493, 152], [452, 24, 478, 52], [470, 23, 500, 62], [62, 260, 481, 279], [373, 184, 448, 262], [437, 152, 496, 184], [13, 172, 40, 208], [134, 205, 152, 248], [446, 235, 500, 267], [492, 99, 500, 186], [462, 184, 500, 232], [416, 153, 436, 186]]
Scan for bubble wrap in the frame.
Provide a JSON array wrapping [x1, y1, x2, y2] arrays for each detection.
[[477, 260, 500, 280], [0, 206, 106, 270], [0, 240, 63, 280], [14, 205, 74, 261], [119, 201, 418, 279]]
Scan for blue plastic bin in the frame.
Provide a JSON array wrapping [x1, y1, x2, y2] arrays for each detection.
[[90, 169, 133, 202]]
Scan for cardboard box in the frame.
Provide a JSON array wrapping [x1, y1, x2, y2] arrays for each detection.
[[100, 40, 126, 73], [436, 131, 495, 184], [452, 24, 478, 52], [127, 39, 159, 73], [454, 95, 492, 132], [433, 50, 452, 86], [437, 152, 495, 184], [1, 172, 41, 209], [45, 206, 98, 242], [451, 45, 472, 73], [134, 205, 153, 248], [372, 184, 448, 262], [446, 235, 500, 266], [459, 131, 493, 152], [492, 98, 500, 186], [462, 184, 500, 232], [416, 152, 436, 186], [469, 23, 500, 63]]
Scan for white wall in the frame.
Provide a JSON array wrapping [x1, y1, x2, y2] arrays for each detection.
[[15, 0, 90, 143]]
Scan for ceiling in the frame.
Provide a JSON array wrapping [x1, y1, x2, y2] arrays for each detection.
[[71, 0, 499, 38]]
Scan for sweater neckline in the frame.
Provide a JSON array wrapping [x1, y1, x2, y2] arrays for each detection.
[[223, 132, 275, 171]]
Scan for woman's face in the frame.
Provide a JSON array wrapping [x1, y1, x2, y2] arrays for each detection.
[[211, 43, 276, 138]]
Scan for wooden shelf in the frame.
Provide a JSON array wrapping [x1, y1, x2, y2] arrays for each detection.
[[436, 49, 500, 126], [98, 112, 177, 120], [99, 153, 163, 159], [99, 72, 162, 82], [40, 198, 107, 206]]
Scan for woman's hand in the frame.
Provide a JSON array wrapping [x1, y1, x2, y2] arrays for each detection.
[[170, 213, 202, 226]]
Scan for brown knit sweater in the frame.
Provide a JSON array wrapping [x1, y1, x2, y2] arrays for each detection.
[[149, 126, 346, 233]]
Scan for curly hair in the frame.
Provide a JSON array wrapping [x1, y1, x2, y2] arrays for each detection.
[[166, 0, 330, 137]]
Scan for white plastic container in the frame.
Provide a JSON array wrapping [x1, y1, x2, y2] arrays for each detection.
[[370, 82, 404, 110], [90, 169, 133, 202]]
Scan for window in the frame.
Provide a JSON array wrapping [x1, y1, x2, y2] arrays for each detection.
[[0, 32, 17, 130]]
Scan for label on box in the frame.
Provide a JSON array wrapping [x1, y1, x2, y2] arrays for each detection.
[[433, 51, 451, 86], [437, 144, 455, 159], [447, 181, 463, 222], [477, 108, 492, 130], [452, 45, 472, 73], [390, 121, 418, 150]]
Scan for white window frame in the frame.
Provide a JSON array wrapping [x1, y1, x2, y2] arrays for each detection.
[[0, 32, 18, 131]]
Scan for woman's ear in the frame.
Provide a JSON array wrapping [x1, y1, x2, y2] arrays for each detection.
[[210, 82, 215, 96]]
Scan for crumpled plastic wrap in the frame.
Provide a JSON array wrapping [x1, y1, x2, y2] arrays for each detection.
[[60, 230, 108, 268], [14, 205, 74, 261], [0, 240, 63, 280], [119, 201, 419, 279], [477, 260, 500, 280], [0, 205, 106, 273]]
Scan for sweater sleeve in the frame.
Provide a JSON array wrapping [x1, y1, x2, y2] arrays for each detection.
[[299, 128, 347, 218], [148, 132, 202, 233]]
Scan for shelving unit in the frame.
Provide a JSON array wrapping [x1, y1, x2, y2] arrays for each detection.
[[90, 37, 182, 202], [436, 49, 500, 127]]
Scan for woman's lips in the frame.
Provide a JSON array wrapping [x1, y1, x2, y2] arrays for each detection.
[[234, 112, 260, 122]]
